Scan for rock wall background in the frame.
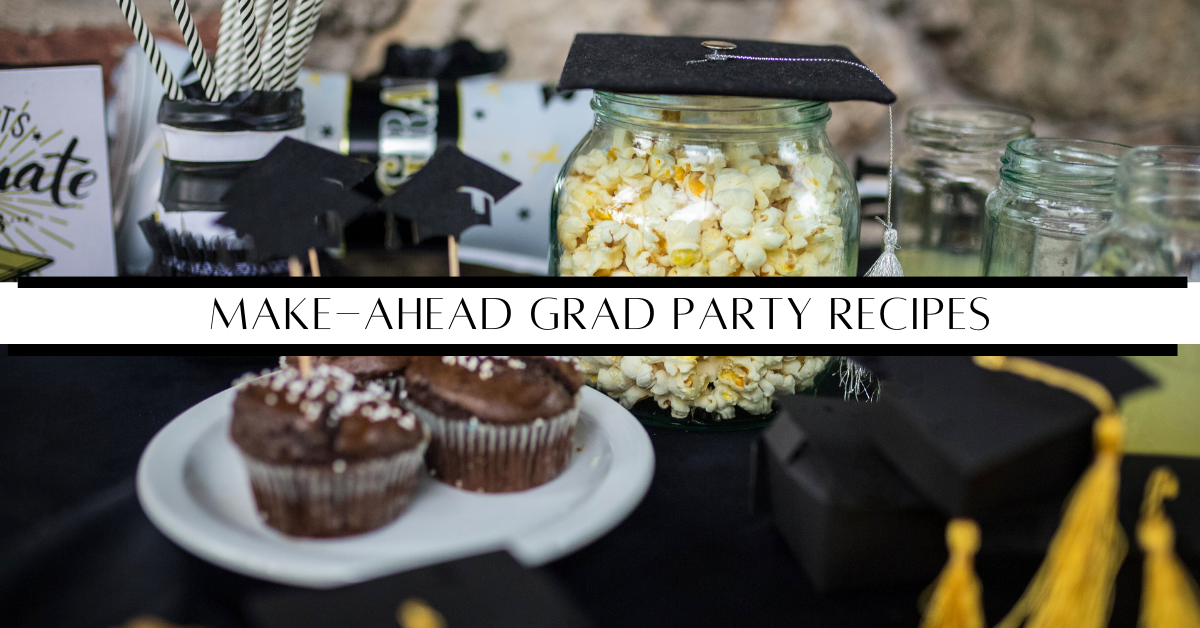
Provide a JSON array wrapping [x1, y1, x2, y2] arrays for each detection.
[[4, 0, 1199, 160]]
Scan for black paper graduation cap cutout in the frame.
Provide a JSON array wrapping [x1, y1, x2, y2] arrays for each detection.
[[557, 34, 896, 104], [870, 356, 1155, 517], [229, 137, 375, 190], [381, 146, 520, 241], [217, 139, 374, 258]]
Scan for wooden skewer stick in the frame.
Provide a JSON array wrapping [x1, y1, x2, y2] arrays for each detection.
[[288, 255, 304, 277], [308, 247, 321, 277], [447, 235, 460, 277], [297, 355, 312, 378]]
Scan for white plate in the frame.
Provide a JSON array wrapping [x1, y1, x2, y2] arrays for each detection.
[[137, 386, 654, 588]]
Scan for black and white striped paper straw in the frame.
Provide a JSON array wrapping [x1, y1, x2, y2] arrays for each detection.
[[235, 0, 265, 90], [253, 0, 272, 43], [278, 0, 323, 90], [115, 0, 185, 100], [214, 0, 243, 97], [259, 0, 290, 89], [169, 0, 218, 100]]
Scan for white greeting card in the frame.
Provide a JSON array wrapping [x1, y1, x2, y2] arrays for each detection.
[[0, 65, 117, 276]]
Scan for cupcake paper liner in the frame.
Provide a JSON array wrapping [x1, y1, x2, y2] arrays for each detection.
[[371, 375, 405, 397], [139, 217, 290, 277], [406, 392, 581, 493], [241, 442, 427, 538]]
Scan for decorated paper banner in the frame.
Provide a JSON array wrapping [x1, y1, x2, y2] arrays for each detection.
[[0, 65, 117, 276], [456, 77, 594, 274]]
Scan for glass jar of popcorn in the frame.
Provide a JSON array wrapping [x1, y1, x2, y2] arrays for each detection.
[[579, 356, 833, 429], [552, 93, 860, 276]]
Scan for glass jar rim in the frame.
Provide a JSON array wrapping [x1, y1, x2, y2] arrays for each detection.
[[905, 104, 1033, 139], [591, 92, 832, 132], [1120, 145, 1200, 175], [1005, 137, 1128, 167], [1116, 146, 1200, 222], [1000, 138, 1129, 194], [594, 91, 828, 112]]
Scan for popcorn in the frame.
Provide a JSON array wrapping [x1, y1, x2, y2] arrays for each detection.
[[733, 239, 767, 272], [664, 217, 702, 267], [719, 207, 754, 238], [557, 138, 848, 276], [573, 149, 609, 177], [713, 188, 755, 214], [700, 229, 728, 260], [748, 165, 783, 192], [579, 356, 831, 420], [648, 153, 676, 181]]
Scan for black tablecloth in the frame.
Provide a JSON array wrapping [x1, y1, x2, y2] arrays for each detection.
[[0, 355, 1166, 627]]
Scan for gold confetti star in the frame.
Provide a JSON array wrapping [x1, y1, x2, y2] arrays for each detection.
[[529, 144, 561, 174]]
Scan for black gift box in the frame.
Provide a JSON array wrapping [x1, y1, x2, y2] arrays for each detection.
[[757, 395, 947, 592], [872, 356, 1155, 517]]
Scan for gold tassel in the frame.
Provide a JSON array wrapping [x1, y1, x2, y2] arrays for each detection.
[[1138, 466, 1200, 628], [920, 518, 987, 628], [974, 356, 1128, 628], [396, 598, 447, 628]]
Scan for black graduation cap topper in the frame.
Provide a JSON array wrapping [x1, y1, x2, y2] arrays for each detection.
[[381, 146, 520, 241], [218, 139, 374, 259], [557, 34, 897, 104], [229, 137, 375, 190]]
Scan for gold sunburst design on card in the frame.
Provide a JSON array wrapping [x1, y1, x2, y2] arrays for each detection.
[[0, 97, 101, 267]]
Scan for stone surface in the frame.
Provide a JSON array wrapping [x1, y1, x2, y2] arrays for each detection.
[[651, 0, 781, 40], [0, 16, 219, 97], [3, 0, 1198, 148], [924, 0, 1200, 143], [1, 0, 222, 33], [354, 0, 668, 79], [769, 0, 925, 152]]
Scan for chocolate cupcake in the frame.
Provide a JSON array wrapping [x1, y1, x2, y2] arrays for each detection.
[[281, 356, 412, 395], [231, 365, 429, 537], [401, 356, 584, 493]]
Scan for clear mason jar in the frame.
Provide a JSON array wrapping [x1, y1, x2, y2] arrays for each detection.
[[980, 138, 1129, 276], [552, 93, 860, 277], [894, 105, 1033, 276], [1079, 146, 1200, 279]]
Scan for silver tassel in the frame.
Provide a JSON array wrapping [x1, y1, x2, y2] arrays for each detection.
[[836, 356, 880, 402], [865, 217, 903, 277]]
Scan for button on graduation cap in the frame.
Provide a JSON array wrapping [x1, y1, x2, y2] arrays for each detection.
[[380, 146, 520, 242], [217, 138, 375, 258]]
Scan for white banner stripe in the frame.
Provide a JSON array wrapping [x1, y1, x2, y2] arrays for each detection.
[[1, 284, 1197, 345]]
